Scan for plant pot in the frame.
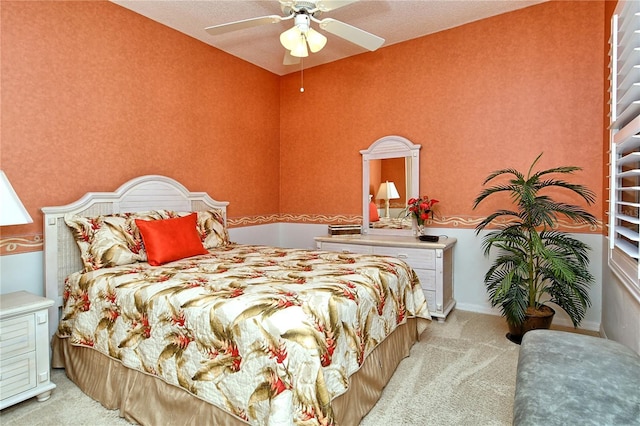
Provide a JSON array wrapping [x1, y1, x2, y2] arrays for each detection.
[[506, 305, 555, 344]]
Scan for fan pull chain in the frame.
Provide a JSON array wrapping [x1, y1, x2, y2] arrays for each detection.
[[300, 58, 304, 93]]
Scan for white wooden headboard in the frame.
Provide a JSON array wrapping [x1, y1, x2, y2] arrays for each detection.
[[41, 175, 229, 337]]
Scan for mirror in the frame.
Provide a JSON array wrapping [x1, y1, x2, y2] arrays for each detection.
[[361, 135, 421, 236]]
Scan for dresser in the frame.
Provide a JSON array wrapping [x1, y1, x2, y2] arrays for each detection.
[[0, 291, 56, 409], [315, 235, 456, 321]]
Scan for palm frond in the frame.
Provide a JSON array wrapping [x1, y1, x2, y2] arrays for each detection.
[[521, 197, 596, 229], [532, 165, 582, 178], [474, 209, 521, 233], [473, 184, 523, 209], [480, 227, 528, 256], [535, 178, 596, 205], [484, 266, 528, 325], [482, 168, 524, 185]]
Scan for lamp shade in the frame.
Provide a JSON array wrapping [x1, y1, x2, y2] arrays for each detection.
[[376, 181, 400, 200], [306, 28, 327, 53], [290, 36, 309, 57], [279, 26, 300, 51], [0, 171, 33, 226]]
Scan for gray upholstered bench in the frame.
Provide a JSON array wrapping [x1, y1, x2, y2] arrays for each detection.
[[513, 329, 640, 425]]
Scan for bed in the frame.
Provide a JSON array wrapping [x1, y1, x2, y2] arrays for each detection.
[[43, 175, 431, 426]]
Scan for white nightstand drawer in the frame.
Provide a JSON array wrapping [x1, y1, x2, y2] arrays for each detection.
[[0, 352, 37, 399], [0, 291, 56, 409], [0, 314, 36, 359], [372, 246, 436, 270], [423, 290, 436, 313], [415, 269, 436, 291], [320, 242, 373, 255]]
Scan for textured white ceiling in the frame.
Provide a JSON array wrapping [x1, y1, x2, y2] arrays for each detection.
[[111, 0, 547, 76]]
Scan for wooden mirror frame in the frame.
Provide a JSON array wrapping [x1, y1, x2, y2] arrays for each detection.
[[361, 135, 421, 236]]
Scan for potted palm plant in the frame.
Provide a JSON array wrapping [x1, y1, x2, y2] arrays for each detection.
[[473, 153, 596, 343]]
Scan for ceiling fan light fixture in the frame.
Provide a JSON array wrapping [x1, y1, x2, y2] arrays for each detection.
[[306, 27, 327, 53], [281, 13, 315, 54], [280, 26, 301, 50], [293, 13, 310, 33], [290, 36, 309, 57], [206, 1, 386, 68]]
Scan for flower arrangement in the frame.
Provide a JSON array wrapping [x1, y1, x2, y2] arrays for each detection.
[[407, 196, 439, 227]]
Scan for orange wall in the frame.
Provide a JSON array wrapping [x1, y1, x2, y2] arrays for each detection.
[[1, 0, 281, 245], [2, 1, 607, 255], [381, 158, 407, 209], [280, 1, 605, 229], [367, 158, 406, 209]]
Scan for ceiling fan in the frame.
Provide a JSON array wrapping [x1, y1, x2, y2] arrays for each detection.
[[205, 0, 385, 65]]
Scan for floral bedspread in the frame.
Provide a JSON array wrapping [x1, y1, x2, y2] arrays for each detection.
[[58, 244, 430, 425], [370, 217, 412, 230]]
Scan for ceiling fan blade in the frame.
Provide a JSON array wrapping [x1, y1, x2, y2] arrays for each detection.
[[283, 51, 301, 66], [316, 0, 359, 12], [319, 18, 384, 51], [205, 15, 283, 36]]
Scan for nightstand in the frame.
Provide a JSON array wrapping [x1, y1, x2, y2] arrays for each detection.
[[0, 291, 56, 409]]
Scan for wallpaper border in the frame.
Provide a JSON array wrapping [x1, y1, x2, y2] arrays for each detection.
[[1, 234, 44, 256], [1, 215, 604, 255]]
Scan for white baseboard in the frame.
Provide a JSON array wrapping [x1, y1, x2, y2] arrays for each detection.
[[599, 326, 608, 340], [454, 303, 601, 333], [455, 303, 500, 317]]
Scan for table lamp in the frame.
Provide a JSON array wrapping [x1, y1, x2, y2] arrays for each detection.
[[0, 171, 33, 226], [376, 181, 400, 219]]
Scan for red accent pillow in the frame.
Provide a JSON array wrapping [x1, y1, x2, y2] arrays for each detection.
[[369, 201, 380, 222], [135, 213, 208, 266]]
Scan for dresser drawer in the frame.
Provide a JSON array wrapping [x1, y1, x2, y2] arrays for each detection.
[[0, 351, 37, 399], [0, 314, 36, 359], [320, 242, 373, 255], [372, 246, 436, 270], [415, 269, 436, 291], [315, 236, 456, 322]]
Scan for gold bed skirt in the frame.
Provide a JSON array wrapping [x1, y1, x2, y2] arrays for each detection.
[[52, 318, 427, 425]]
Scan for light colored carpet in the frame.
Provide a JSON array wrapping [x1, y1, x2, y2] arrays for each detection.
[[360, 310, 520, 426], [0, 310, 591, 425]]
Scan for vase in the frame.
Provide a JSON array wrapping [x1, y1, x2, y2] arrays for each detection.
[[506, 305, 555, 344]]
